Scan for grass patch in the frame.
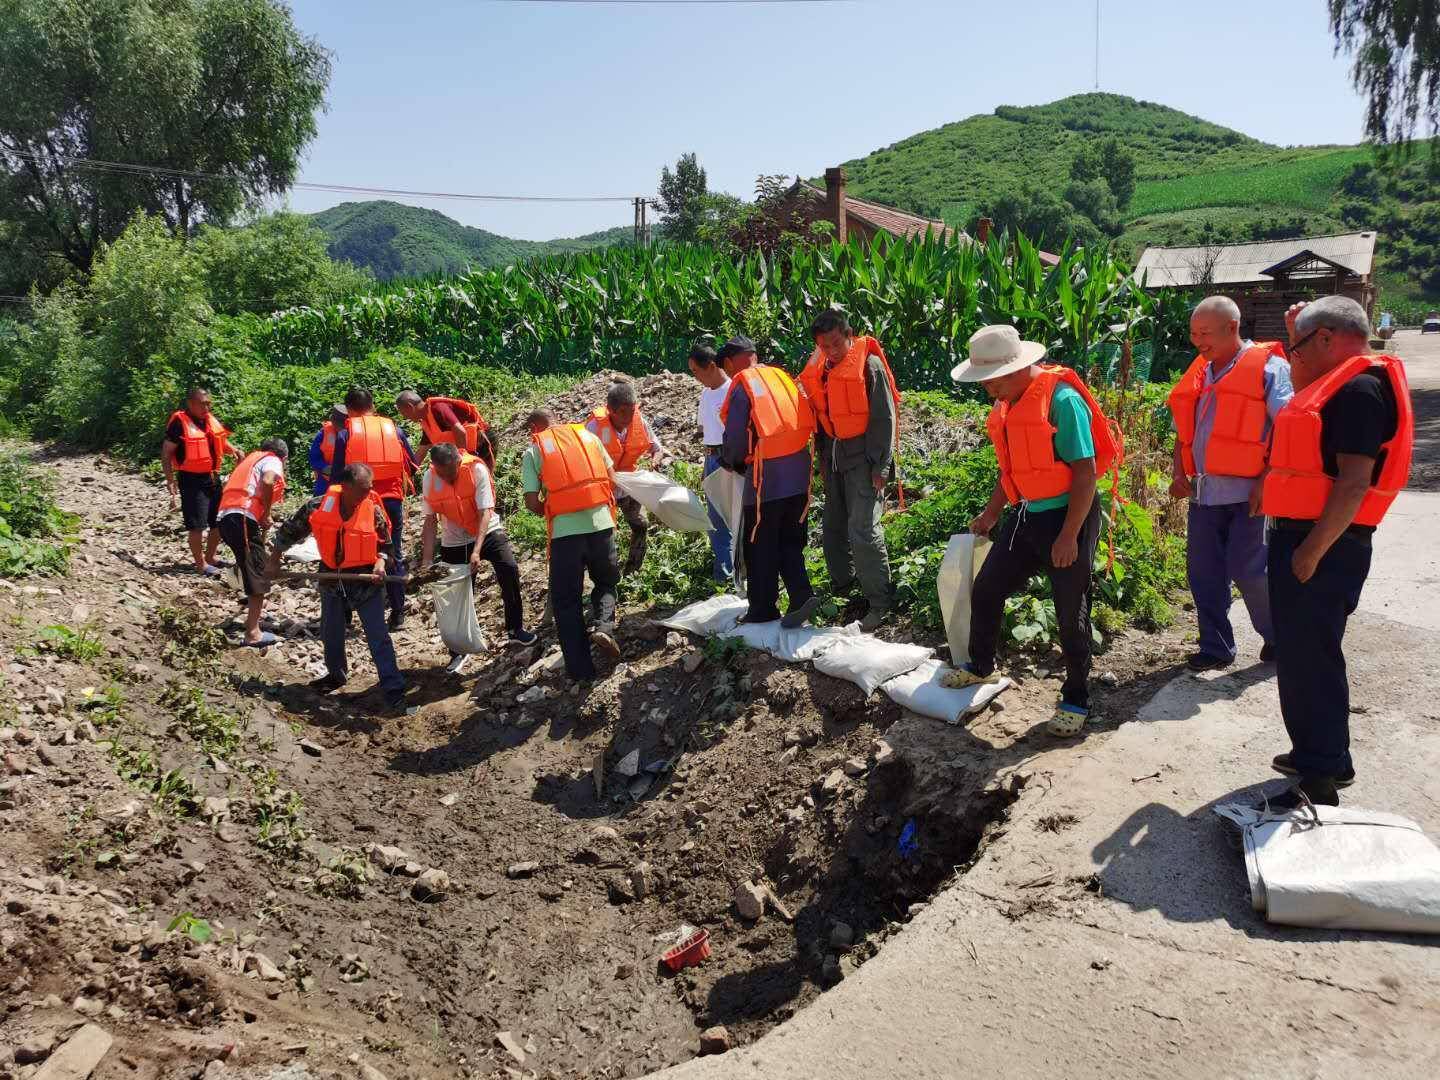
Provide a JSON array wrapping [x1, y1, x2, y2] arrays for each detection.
[[0, 452, 77, 578], [1129, 147, 1370, 217]]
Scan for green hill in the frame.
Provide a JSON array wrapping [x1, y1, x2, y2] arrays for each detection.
[[310, 200, 634, 280]]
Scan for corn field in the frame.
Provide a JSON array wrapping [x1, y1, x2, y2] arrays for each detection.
[[254, 232, 1193, 389]]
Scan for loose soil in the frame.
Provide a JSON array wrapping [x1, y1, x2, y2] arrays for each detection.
[[1, 420, 1193, 1079]]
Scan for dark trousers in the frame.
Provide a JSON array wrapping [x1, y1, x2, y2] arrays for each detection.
[[320, 583, 405, 702], [741, 492, 814, 623], [381, 497, 406, 617], [1187, 501, 1273, 660], [549, 528, 620, 680], [440, 528, 525, 634], [617, 494, 649, 575], [218, 514, 269, 597], [1269, 527, 1372, 780], [970, 501, 1101, 709]]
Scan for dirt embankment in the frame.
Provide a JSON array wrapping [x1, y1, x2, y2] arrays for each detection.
[[0, 429, 1191, 1079]]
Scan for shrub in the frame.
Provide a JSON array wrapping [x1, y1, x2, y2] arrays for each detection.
[[192, 211, 373, 316], [0, 452, 77, 577]]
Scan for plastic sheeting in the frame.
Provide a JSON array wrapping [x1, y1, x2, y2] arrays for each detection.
[[881, 659, 1012, 725], [612, 469, 712, 533], [431, 566, 490, 656], [1214, 802, 1440, 934], [938, 533, 991, 666]]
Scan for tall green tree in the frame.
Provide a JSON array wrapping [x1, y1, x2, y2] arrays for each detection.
[[1330, 0, 1440, 147], [657, 152, 709, 243], [0, 0, 331, 277]]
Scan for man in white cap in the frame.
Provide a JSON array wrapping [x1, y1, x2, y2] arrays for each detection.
[[947, 325, 1119, 737]]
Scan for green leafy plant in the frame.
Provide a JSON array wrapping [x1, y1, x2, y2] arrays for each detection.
[[0, 453, 76, 577], [167, 912, 214, 944], [30, 623, 105, 661]]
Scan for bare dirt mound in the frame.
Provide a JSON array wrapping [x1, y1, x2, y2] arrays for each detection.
[[1, 445, 1190, 1080]]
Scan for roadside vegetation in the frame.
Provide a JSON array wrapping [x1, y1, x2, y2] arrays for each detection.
[[0, 451, 76, 577]]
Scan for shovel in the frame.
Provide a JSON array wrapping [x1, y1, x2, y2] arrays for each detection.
[[270, 565, 448, 593]]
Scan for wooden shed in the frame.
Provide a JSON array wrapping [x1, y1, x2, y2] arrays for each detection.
[[1134, 232, 1378, 340]]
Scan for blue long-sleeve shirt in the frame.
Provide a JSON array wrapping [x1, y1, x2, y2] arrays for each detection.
[[307, 430, 332, 495], [720, 371, 812, 508]]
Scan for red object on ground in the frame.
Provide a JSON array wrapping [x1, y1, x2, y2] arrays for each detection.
[[662, 928, 711, 972]]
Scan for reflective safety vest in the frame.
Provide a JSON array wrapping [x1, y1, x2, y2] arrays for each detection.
[[533, 424, 614, 534], [319, 421, 339, 466], [988, 365, 1121, 505], [718, 365, 815, 465], [587, 406, 653, 472], [1167, 342, 1285, 478], [219, 451, 285, 521], [1262, 354, 1413, 527], [797, 335, 902, 441], [424, 454, 491, 538], [420, 397, 487, 455], [169, 410, 230, 474], [309, 484, 383, 570], [344, 415, 408, 499]]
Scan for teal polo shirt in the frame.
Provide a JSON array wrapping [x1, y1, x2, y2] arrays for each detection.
[[1025, 384, 1095, 512]]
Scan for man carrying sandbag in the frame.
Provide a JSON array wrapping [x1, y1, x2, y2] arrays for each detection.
[[418, 442, 536, 674], [584, 379, 668, 576], [522, 409, 623, 682], [948, 325, 1120, 738], [798, 308, 900, 630]]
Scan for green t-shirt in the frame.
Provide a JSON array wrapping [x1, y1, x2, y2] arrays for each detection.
[[1025, 383, 1095, 512], [521, 437, 617, 538]]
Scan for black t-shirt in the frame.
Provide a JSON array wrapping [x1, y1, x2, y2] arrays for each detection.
[[1319, 372, 1398, 483], [165, 412, 219, 469]]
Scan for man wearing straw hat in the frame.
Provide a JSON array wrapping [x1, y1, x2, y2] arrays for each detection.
[[948, 325, 1119, 737]]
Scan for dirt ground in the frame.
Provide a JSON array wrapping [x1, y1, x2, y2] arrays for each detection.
[[1, 425, 1194, 1079]]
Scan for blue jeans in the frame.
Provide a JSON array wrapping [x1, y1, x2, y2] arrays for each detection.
[[1186, 501, 1273, 661], [320, 583, 405, 701], [382, 497, 406, 617], [703, 452, 733, 581]]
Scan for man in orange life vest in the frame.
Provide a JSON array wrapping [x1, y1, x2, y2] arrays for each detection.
[[950, 325, 1117, 737], [522, 409, 623, 681], [584, 379, 670, 576], [798, 308, 899, 631], [265, 462, 410, 714], [394, 390, 497, 470], [162, 387, 243, 577], [307, 404, 348, 496], [216, 437, 289, 648], [1258, 296, 1413, 809], [716, 335, 821, 629], [1168, 295, 1293, 671], [418, 441, 535, 675], [329, 388, 417, 630]]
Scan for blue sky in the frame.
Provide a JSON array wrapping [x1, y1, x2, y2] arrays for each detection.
[[283, 0, 1367, 240]]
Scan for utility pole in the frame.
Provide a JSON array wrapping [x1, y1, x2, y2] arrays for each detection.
[[633, 196, 643, 246]]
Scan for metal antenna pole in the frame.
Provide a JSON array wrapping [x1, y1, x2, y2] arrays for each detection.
[[1094, 0, 1101, 90]]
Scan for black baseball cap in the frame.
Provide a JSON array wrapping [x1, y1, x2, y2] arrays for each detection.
[[715, 335, 757, 362]]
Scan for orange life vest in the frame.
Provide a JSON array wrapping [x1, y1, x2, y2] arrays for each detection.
[[344, 415, 409, 499], [1168, 342, 1285, 478], [797, 334, 902, 441], [718, 364, 815, 464], [169, 410, 230, 474], [219, 451, 285, 521], [319, 420, 339, 466], [420, 397, 487, 455], [309, 484, 383, 570], [1261, 354, 1413, 527], [988, 365, 1121, 505], [533, 424, 615, 535], [424, 454, 492, 538], [587, 406, 653, 472]]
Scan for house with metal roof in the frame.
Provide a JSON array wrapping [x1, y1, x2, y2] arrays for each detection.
[[1135, 232, 1377, 339]]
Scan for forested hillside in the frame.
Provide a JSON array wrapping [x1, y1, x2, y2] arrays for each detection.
[[310, 200, 635, 280]]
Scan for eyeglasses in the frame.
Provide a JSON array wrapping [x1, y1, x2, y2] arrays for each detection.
[[1290, 327, 1323, 354]]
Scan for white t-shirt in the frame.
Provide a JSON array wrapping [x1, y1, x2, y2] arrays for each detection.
[[698, 377, 731, 445], [422, 459, 501, 548], [216, 454, 284, 523]]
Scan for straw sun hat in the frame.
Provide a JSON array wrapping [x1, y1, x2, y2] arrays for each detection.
[[949, 324, 1047, 383]]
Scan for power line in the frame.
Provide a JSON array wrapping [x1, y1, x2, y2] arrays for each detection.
[[2, 149, 642, 204]]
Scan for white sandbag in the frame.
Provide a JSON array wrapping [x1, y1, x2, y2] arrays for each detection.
[[731, 617, 783, 654], [773, 622, 863, 663], [880, 659, 1011, 725], [937, 533, 991, 666], [659, 594, 746, 638], [431, 566, 489, 656], [813, 634, 933, 696], [613, 469, 711, 533], [286, 535, 322, 564], [703, 464, 748, 597], [1213, 803, 1440, 934]]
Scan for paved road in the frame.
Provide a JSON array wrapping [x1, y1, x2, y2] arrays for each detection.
[[657, 331, 1440, 1080]]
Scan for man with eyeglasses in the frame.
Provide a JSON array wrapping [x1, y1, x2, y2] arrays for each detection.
[[1257, 295, 1413, 808]]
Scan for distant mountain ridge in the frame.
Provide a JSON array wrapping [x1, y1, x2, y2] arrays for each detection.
[[310, 200, 634, 280]]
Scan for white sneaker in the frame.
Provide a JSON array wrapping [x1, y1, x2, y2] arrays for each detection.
[[445, 653, 470, 675], [201, 564, 223, 578]]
